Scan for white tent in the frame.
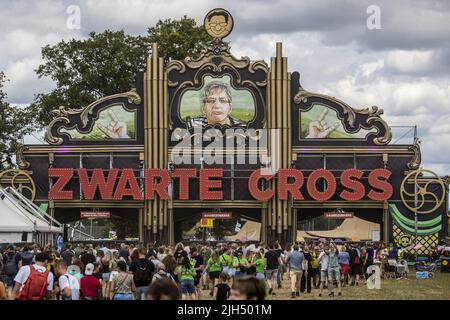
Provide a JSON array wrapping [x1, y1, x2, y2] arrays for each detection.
[[0, 187, 62, 244], [226, 220, 261, 242], [297, 216, 380, 241]]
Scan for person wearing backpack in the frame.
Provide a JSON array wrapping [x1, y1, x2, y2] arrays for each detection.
[[20, 245, 35, 266], [129, 248, 155, 300], [55, 260, 80, 300], [3, 245, 21, 298], [60, 243, 74, 267], [152, 264, 175, 283], [11, 253, 54, 300], [349, 243, 362, 286]]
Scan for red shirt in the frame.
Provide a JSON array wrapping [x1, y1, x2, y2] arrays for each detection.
[[80, 275, 101, 299]]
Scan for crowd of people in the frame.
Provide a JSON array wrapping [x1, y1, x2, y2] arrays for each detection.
[[0, 240, 449, 300]]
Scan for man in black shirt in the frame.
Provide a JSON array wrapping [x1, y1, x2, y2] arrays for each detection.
[[80, 248, 96, 270], [190, 248, 204, 286], [119, 243, 130, 265], [274, 242, 284, 289], [61, 244, 74, 267], [264, 243, 282, 295], [129, 248, 155, 300]]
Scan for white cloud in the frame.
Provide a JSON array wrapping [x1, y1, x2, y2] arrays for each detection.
[[3, 58, 55, 104], [385, 50, 435, 74]]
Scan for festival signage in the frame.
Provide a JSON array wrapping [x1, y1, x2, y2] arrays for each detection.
[[48, 167, 393, 202], [324, 211, 354, 219], [202, 212, 232, 219], [200, 218, 214, 228], [80, 211, 111, 218]]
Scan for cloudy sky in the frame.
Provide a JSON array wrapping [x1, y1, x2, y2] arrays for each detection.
[[1, 0, 450, 174]]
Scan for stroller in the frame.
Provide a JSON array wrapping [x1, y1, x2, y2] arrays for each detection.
[[383, 259, 409, 279], [383, 259, 398, 279]]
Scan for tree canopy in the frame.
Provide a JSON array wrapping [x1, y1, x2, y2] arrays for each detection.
[[0, 72, 34, 169]]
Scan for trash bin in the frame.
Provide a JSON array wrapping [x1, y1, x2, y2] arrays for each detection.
[[441, 257, 450, 273]]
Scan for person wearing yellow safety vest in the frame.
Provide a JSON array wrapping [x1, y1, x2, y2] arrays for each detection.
[[233, 251, 249, 278], [251, 251, 266, 281], [311, 246, 321, 289], [205, 251, 223, 297], [178, 256, 197, 300], [219, 248, 234, 277]]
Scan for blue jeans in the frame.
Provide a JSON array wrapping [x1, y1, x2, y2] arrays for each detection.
[[277, 265, 284, 286], [135, 286, 149, 300], [114, 293, 134, 300], [256, 272, 265, 280], [5, 275, 15, 287], [235, 271, 246, 278], [180, 279, 196, 294]]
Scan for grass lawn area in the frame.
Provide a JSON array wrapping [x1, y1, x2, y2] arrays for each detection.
[[200, 272, 450, 300]]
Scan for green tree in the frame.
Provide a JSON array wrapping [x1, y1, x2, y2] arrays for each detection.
[[31, 16, 210, 127], [110, 213, 139, 239], [148, 17, 211, 63], [211, 218, 239, 241], [0, 72, 33, 169]]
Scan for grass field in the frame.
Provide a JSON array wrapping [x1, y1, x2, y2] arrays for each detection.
[[200, 272, 450, 300]]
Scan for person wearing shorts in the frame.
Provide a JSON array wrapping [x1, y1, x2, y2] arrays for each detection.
[[233, 252, 248, 278], [264, 243, 282, 295], [252, 252, 266, 281], [206, 252, 223, 297], [338, 246, 350, 286], [179, 257, 197, 300], [327, 244, 342, 297]]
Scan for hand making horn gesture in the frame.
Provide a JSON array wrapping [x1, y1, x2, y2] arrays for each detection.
[[306, 108, 340, 138], [97, 109, 130, 139]]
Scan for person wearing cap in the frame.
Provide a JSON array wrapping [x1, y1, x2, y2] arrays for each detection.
[[80, 263, 102, 300], [55, 260, 80, 300], [67, 264, 83, 284]]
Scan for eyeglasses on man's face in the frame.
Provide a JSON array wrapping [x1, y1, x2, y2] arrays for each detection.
[[204, 97, 230, 105]]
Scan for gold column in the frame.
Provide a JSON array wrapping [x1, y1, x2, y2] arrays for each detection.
[[267, 42, 292, 241], [144, 43, 168, 241]]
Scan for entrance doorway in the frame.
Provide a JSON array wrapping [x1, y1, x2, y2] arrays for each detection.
[[296, 208, 382, 241], [55, 208, 139, 241], [172, 208, 262, 243]]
